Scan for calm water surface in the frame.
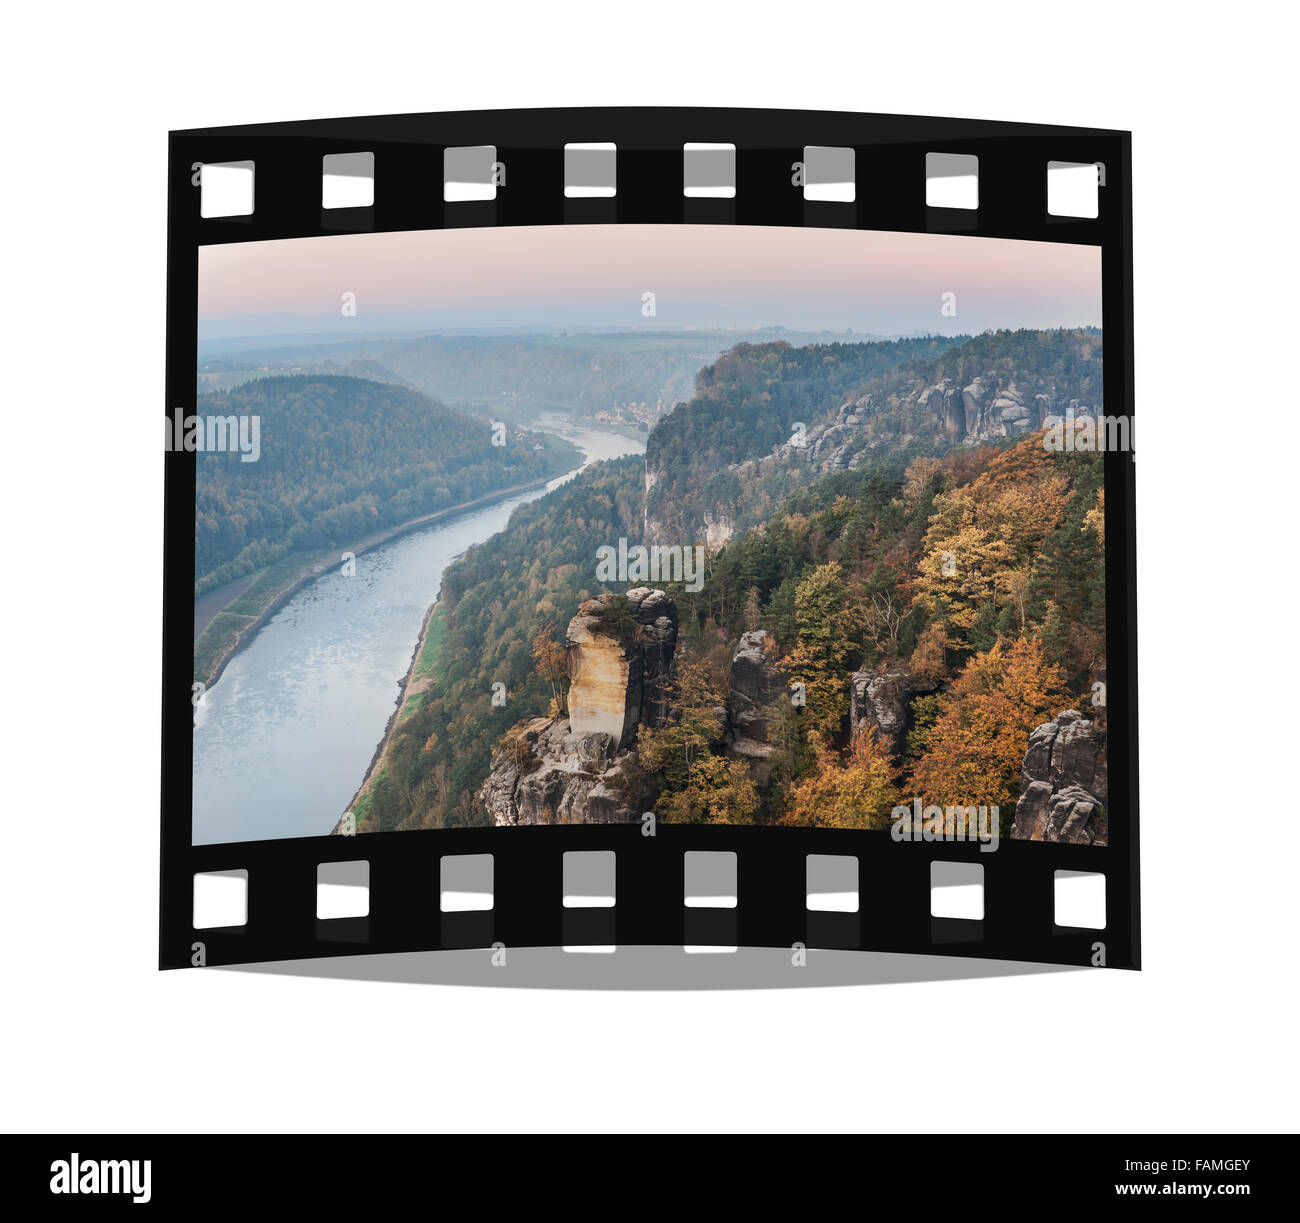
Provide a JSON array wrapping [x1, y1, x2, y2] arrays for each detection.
[[192, 422, 642, 845]]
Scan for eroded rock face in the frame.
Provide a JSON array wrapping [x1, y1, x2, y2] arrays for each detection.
[[478, 715, 646, 826], [919, 383, 968, 440], [729, 630, 785, 743], [480, 590, 677, 826], [772, 376, 1086, 477], [567, 612, 634, 745], [724, 630, 786, 787], [1010, 709, 1108, 845], [848, 668, 939, 758], [703, 509, 735, 548], [567, 588, 677, 750]]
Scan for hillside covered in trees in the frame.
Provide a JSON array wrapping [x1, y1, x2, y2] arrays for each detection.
[[193, 375, 578, 597], [645, 334, 966, 509], [645, 328, 1100, 546], [349, 329, 1107, 834], [645, 431, 1104, 829]]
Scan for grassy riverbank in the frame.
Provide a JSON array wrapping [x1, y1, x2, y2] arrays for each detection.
[[192, 442, 577, 689], [335, 601, 447, 834]]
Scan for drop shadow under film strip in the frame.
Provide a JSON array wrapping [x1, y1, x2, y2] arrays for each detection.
[[163, 107, 1137, 972]]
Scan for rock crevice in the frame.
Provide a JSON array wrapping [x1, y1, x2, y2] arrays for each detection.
[[848, 667, 940, 758], [1010, 709, 1108, 844]]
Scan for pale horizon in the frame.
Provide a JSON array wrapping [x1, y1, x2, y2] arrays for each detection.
[[199, 224, 1102, 342]]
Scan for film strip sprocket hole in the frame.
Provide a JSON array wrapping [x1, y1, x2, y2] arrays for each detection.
[[196, 142, 1106, 218], [164, 108, 1137, 972]]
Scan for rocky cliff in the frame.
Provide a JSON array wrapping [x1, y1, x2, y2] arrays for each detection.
[[729, 631, 785, 742], [479, 588, 677, 826], [917, 376, 1050, 441], [725, 630, 786, 783], [567, 587, 677, 749], [1010, 709, 1108, 845], [848, 667, 940, 759], [772, 378, 1093, 475]]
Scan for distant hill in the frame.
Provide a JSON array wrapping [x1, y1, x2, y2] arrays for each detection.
[[197, 329, 902, 427], [645, 328, 1101, 546], [193, 375, 577, 596]]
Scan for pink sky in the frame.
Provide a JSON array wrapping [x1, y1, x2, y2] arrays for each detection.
[[199, 224, 1101, 338]]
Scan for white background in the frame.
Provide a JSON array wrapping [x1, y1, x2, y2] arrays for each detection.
[[1, 0, 1295, 1133]]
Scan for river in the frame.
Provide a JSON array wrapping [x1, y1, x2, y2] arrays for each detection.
[[191, 419, 643, 846]]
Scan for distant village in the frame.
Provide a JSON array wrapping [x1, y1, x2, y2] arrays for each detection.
[[592, 400, 666, 431]]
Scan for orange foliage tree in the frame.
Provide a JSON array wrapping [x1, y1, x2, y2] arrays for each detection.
[[910, 636, 1071, 819], [779, 728, 899, 830]]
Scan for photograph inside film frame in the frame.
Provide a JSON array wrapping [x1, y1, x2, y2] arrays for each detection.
[[190, 222, 1111, 853]]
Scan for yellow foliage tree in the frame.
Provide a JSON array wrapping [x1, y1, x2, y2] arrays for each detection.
[[911, 636, 1071, 816], [659, 754, 760, 825], [909, 622, 950, 683], [915, 518, 1016, 632], [782, 562, 853, 740], [1083, 487, 1105, 548], [779, 729, 899, 829], [914, 443, 1070, 640], [636, 654, 727, 787], [532, 622, 569, 715]]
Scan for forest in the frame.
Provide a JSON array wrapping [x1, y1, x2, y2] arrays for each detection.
[[348, 329, 1106, 833], [645, 329, 1100, 544], [193, 375, 578, 597], [648, 433, 1104, 828]]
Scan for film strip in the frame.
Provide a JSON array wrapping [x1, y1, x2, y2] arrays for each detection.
[[162, 107, 1138, 972]]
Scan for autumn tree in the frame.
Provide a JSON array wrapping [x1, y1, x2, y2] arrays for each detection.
[[658, 755, 760, 825], [1083, 487, 1105, 548], [913, 435, 1072, 650], [859, 585, 904, 655], [532, 621, 569, 716], [782, 562, 854, 740], [909, 622, 950, 683], [910, 637, 1071, 823], [636, 653, 728, 790], [780, 729, 899, 829], [915, 510, 1016, 638], [899, 455, 944, 509], [999, 568, 1032, 632]]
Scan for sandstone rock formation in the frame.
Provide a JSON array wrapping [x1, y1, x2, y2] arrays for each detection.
[[703, 508, 735, 548], [772, 376, 1094, 476], [1010, 709, 1108, 845], [567, 586, 677, 748], [918, 382, 968, 440], [729, 630, 785, 743], [478, 715, 645, 826], [480, 589, 677, 826], [848, 667, 939, 758], [724, 629, 787, 785]]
